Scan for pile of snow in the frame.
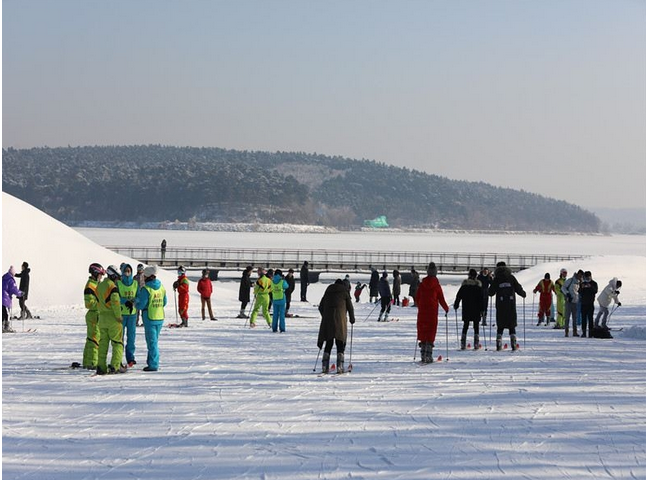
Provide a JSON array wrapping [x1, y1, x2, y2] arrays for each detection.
[[1, 193, 177, 308], [622, 325, 646, 340]]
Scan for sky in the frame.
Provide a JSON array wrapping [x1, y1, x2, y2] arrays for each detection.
[[2, 0, 645, 210]]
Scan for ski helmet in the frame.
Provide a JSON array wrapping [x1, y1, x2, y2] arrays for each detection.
[[106, 265, 121, 279], [89, 263, 105, 277], [177, 266, 186, 275], [143, 265, 157, 278]]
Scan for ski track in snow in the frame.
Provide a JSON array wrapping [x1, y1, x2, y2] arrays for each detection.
[[3, 299, 646, 480]]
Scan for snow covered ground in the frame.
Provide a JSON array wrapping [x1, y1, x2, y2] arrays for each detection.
[[3, 192, 646, 479]]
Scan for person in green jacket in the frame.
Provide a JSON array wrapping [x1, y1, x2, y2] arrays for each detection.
[[96, 265, 125, 375], [117, 263, 139, 367], [250, 267, 272, 328], [83, 263, 105, 369]]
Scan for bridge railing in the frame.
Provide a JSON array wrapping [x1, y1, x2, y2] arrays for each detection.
[[106, 246, 584, 274]]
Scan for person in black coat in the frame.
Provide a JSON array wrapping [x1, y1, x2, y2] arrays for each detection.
[[300, 261, 309, 302], [377, 271, 392, 321], [408, 268, 420, 307], [578, 271, 598, 338], [477, 268, 492, 326], [15, 262, 32, 319], [369, 268, 379, 303], [317, 279, 355, 374], [454, 269, 484, 350], [237, 266, 253, 318], [392, 269, 402, 306], [285, 269, 296, 315], [488, 262, 526, 351]]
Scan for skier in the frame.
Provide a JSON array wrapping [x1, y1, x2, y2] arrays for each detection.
[[454, 269, 484, 350], [117, 263, 139, 368], [135, 263, 145, 326], [173, 265, 190, 327], [271, 269, 289, 332], [369, 268, 379, 303], [554, 268, 568, 329], [562, 270, 583, 337], [354, 282, 367, 303], [533, 273, 556, 326], [416, 262, 449, 363], [96, 265, 125, 375], [300, 261, 309, 302], [135, 265, 167, 372], [477, 268, 492, 326], [2, 266, 24, 333], [317, 279, 356, 374], [82, 263, 104, 368], [377, 271, 392, 321], [408, 268, 420, 307], [285, 268, 296, 316], [595, 277, 622, 329], [488, 261, 526, 351], [578, 271, 598, 338], [250, 267, 272, 328], [392, 269, 402, 307], [197, 269, 216, 321], [15, 262, 32, 320], [237, 266, 253, 318]]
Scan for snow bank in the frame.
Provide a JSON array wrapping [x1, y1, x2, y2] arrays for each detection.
[[1, 193, 176, 308], [621, 325, 646, 340]]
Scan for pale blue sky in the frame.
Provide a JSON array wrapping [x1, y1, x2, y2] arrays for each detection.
[[2, 0, 645, 209]]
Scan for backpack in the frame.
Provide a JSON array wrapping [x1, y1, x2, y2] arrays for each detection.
[[591, 326, 613, 339]]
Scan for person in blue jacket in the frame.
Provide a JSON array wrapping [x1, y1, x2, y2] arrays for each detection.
[[271, 269, 289, 332], [135, 265, 167, 371]]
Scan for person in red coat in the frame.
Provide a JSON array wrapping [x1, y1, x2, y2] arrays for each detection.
[[416, 262, 449, 363], [173, 266, 190, 327], [533, 273, 556, 326], [197, 269, 216, 321]]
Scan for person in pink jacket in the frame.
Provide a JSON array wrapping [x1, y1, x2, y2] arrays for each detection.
[[197, 269, 216, 321]]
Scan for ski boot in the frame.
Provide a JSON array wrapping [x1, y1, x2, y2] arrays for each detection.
[[321, 352, 330, 374], [496, 334, 503, 351], [572, 327, 579, 337], [511, 334, 518, 351], [460, 334, 467, 350], [473, 334, 480, 350], [536, 315, 544, 326], [565, 328, 569, 337], [180, 319, 188, 328], [337, 352, 345, 374], [421, 342, 433, 363], [377, 313, 383, 322], [384, 313, 389, 322]]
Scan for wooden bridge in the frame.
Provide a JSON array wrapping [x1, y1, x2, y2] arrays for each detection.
[[106, 246, 584, 280]]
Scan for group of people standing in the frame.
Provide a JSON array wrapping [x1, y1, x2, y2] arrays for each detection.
[[83, 262, 167, 374]]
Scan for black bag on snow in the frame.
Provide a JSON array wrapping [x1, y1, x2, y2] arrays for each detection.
[[591, 327, 613, 339]]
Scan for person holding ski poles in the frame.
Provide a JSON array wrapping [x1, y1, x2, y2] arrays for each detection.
[[488, 261, 526, 351], [377, 271, 392, 322], [173, 266, 190, 328], [416, 262, 449, 363], [250, 267, 272, 328], [317, 278, 356, 374], [2, 266, 23, 333], [595, 277, 622, 329], [454, 269, 484, 350]]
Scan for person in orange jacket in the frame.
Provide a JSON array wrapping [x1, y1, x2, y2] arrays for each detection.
[[415, 262, 449, 363], [173, 265, 190, 327], [533, 273, 556, 326], [197, 269, 216, 321]]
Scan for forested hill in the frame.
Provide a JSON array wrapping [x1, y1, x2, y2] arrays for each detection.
[[2, 145, 600, 232]]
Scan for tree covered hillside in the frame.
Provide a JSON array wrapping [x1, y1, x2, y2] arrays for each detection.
[[2, 145, 600, 232]]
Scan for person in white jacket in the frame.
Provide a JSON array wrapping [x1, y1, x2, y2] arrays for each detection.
[[595, 278, 622, 328]]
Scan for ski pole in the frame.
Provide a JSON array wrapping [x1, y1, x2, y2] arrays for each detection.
[[173, 289, 179, 324], [363, 300, 380, 322], [454, 308, 460, 348], [445, 312, 449, 361], [608, 304, 620, 321], [532, 293, 536, 324], [413, 337, 419, 361], [482, 313, 488, 350], [488, 295, 493, 349], [523, 296, 526, 349], [313, 348, 321, 372], [244, 296, 256, 328], [348, 323, 354, 372]]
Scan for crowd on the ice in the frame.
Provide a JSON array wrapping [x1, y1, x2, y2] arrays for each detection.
[[1, 258, 624, 374]]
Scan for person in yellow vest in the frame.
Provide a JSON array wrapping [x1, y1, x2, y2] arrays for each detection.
[[135, 265, 167, 371], [117, 263, 139, 367], [83, 263, 105, 369], [96, 265, 126, 375], [250, 267, 272, 328], [554, 268, 568, 329], [271, 269, 289, 332]]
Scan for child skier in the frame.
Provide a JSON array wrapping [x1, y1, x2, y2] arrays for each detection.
[[533, 273, 556, 326], [454, 269, 484, 350], [197, 269, 216, 321], [354, 282, 367, 303], [173, 266, 190, 327]]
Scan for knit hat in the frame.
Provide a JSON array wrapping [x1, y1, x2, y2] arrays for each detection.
[[143, 265, 157, 277], [427, 262, 438, 276]]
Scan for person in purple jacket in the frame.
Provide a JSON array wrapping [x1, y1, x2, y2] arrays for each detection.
[[3, 266, 24, 333]]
